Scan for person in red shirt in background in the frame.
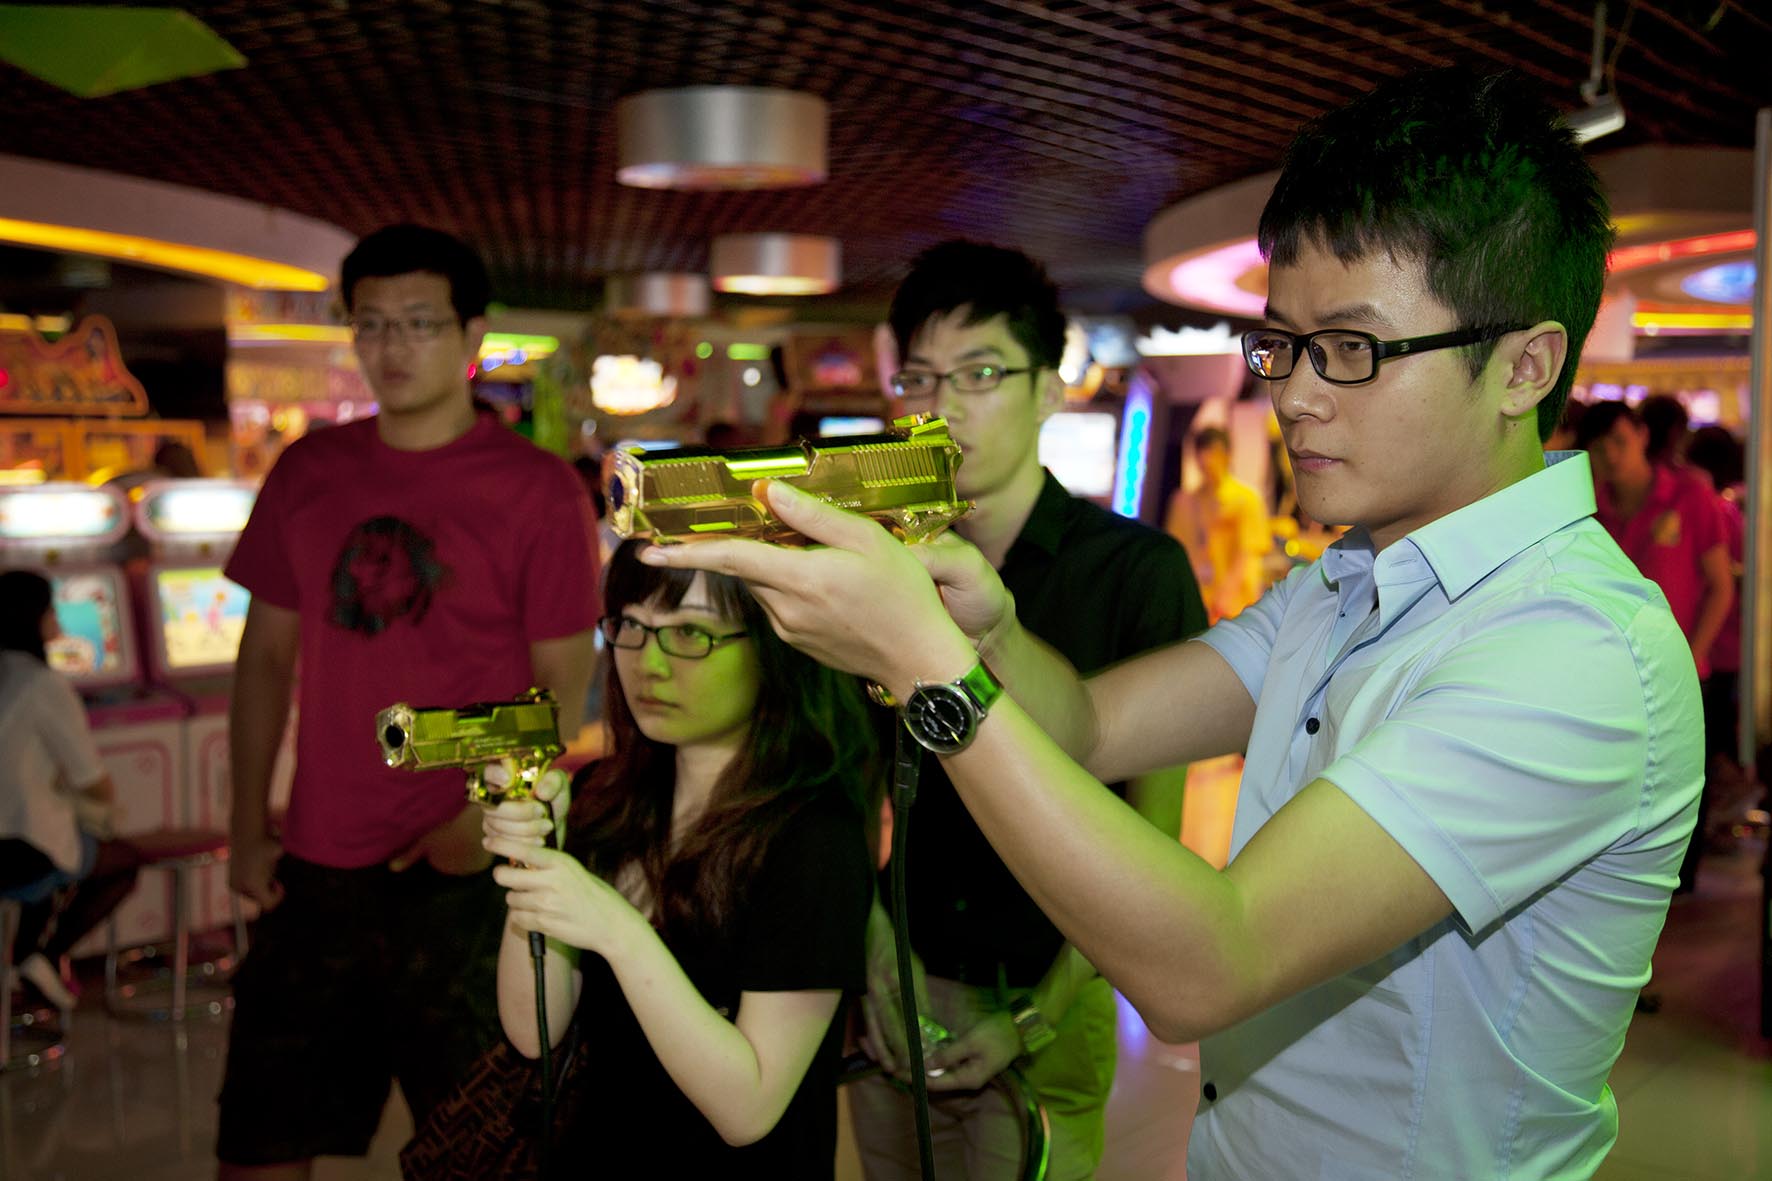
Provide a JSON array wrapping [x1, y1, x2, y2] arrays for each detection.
[[216, 225, 601, 1179], [1578, 400, 1733, 893], [1685, 427, 1756, 845]]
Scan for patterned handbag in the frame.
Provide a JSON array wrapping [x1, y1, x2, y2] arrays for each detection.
[[399, 1019, 584, 1181]]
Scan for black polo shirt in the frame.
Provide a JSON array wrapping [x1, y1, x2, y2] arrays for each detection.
[[889, 471, 1208, 987]]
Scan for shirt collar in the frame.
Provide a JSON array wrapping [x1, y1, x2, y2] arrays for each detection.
[[1409, 450, 1597, 600], [1319, 452, 1596, 607]]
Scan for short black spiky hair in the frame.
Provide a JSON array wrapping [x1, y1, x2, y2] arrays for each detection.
[[1259, 69, 1613, 441], [888, 240, 1066, 370], [341, 224, 492, 325]]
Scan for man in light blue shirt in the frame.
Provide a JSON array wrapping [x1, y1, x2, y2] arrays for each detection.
[[646, 68, 1701, 1178]]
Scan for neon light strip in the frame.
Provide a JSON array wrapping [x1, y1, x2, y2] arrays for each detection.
[[1112, 373, 1154, 519], [1165, 238, 1267, 318], [228, 323, 353, 344], [1160, 230, 1763, 317], [1609, 230, 1757, 275], [1630, 311, 1753, 331], [0, 217, 330, 291]]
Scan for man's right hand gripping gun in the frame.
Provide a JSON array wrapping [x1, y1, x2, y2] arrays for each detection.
[[605, 414, 970, 544], [375, 687, 564, 807]]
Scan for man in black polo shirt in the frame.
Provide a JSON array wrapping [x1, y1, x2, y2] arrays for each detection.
[[849, 241, 1207, 1179]]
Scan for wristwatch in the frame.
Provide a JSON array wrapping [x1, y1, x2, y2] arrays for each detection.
[[1008, 993, 1058, 1056], [900, 660, 1004, 755]]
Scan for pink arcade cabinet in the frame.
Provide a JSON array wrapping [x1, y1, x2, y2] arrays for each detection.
[[134, 479, 293, 934]]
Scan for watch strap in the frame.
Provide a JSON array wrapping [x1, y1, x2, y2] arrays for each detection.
[[954, 659, 1003, 715]]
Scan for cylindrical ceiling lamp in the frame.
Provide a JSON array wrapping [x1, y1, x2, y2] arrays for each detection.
[[710, 233, 841, 296], [617, 86, 828, 191], [605, 272, 711, 318]]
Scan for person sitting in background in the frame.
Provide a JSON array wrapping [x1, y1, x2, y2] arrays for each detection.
[[0, 569, 141, 1011], [1166, 426, 1273, 621], [462, 540, 878, 1176]]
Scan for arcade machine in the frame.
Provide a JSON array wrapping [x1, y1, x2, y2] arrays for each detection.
[[815, 415, 886, 438], [1038, 366, 1163, 521], [0, 482, 186, 954], [134, 479, 290, 935]]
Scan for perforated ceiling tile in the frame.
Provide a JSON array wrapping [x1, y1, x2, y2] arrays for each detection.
[[0, 0, 1764, 311]]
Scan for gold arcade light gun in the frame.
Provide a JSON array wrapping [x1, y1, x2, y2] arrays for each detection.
[[606, 414, 970, 544], [375, 687, 565, 806]]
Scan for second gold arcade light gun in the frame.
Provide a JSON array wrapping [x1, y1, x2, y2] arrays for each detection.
[[376, 687, 564, 806], [605, 413, 971, 544]]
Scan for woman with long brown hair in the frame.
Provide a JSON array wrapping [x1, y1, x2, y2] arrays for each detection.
[[480, 539, 878, 1175]]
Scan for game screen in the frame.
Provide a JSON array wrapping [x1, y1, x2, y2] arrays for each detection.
[[153, 566, 250, 674], [46, 569, 133, 685], [0, 485, 126, 543], [1039, 411, 1119, 498], [138, 482, 256, 541], [816, 416, 886, 437]]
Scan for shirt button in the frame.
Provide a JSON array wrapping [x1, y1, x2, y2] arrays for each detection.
[[1203, 1082, 1218, 1101], [1305, 717, 1320, 734]]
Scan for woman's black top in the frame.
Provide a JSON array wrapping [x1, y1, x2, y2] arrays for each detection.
[[558, 790, 872, 1177]]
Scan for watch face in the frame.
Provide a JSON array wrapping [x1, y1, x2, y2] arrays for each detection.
[[904, 683, 976, 755]]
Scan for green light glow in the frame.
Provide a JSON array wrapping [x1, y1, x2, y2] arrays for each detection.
[[726, 343, 771, 361], [725, 455, 808, 478], [483, 333, 559, 353], [695, 341, 714, 359]]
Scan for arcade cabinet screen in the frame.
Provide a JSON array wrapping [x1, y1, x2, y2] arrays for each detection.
[[155, 567, 250, 673], [816, 416, 886, 437], [1039, 412, 1119, 498], [47, 570, 131, 683]]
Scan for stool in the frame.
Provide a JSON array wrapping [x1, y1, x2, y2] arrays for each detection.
[[1, 897, 67, 1071], [104, 829, 247, 1021]]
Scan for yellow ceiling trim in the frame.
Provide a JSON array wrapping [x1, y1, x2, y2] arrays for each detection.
[[0, 217, 329, 291]]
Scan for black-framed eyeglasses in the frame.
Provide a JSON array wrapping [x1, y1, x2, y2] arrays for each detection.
[[1240, 325, 1529, 386], [348, 315, 454, 342], [889, 364, 1037, 399], [598, 615, 749, 659]]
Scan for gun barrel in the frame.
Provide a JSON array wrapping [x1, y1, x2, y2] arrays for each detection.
[[375, 689, 564, 771]]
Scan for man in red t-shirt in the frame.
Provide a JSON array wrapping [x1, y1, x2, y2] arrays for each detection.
[[1578, 401, 1732, 675], [216, 225, 600, 1178]]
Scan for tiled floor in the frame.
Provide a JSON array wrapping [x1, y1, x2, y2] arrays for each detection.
[[4, 758, 1767, 1180]]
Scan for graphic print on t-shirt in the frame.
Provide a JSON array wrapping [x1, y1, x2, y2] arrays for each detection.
[[328, 515, 451, 636]]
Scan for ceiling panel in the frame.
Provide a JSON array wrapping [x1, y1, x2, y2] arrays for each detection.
[[0, 0, 1766, 313]]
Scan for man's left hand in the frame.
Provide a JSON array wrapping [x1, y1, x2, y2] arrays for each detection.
[[924, 1010, 1025, 1091]]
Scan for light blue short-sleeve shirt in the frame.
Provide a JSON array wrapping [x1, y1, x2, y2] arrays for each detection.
[[1192, 451, 1701, 1180]]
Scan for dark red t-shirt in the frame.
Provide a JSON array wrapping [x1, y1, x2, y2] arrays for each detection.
[[1594, 463, 1726, 643], [225, 413, 601, 867]]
